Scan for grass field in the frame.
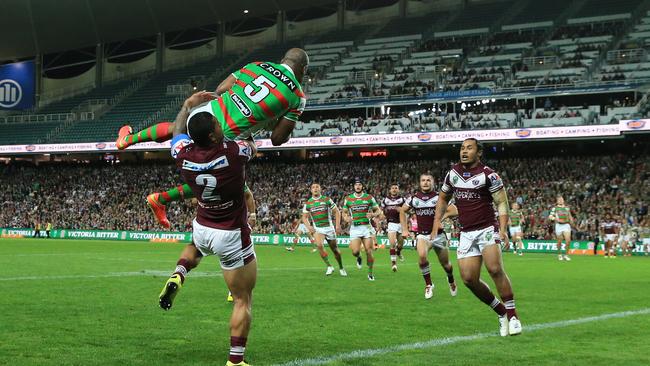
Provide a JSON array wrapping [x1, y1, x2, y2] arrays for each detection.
[[1, 238, 649, 366]]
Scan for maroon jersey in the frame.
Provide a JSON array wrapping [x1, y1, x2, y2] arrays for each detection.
[[381, 195, 405, 224], [405, 190, 442, 235], [441, 162, 503, 232], [600, 221, 619, 234], [174, 136, 253, 230]]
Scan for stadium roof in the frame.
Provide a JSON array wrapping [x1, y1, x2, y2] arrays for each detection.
[[0, 0, 340, 60]]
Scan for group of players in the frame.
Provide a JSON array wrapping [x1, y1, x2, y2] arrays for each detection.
[[115, 47, 526, 366]]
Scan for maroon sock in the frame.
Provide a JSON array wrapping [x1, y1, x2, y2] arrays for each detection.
[[502, 294, 518, 319], [389, 248, 396, 264], [419, 261, 432, 286], [229, 336, 247, 364], [486, 294, 507, 316]]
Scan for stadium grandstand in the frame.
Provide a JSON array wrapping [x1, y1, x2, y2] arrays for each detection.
[[1, 1, 650, 365]]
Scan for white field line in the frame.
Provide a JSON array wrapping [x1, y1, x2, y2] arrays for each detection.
[[272, 308, 650, 366], [0, 266, 333, 281]]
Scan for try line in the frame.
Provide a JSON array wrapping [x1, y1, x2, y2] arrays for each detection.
[[272, 308, 650, 366]]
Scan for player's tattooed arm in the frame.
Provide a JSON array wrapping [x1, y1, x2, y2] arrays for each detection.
[[215, 74, 237, 96], [492, 188, 511, 246], [301, 212, 314, 234]]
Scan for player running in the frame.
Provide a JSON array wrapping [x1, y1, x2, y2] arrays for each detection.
[[342, 179, 383, 281], [116, 49, 309, 228], [302, 183, 347, 276], [381, 184, 406, 271], [433, 138, 522, 337], [285, 213, 316, 252], [508, 202, 525, 256], [549, 196, 574, 261], [600, 212, 620, 258], [157, 91, 257, 366], [400, 173, 458, 299]]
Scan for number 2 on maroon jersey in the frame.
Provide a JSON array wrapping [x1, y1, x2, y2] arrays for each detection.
[[195, 174, 220, 201]]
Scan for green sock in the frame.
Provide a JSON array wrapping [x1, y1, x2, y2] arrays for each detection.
[[158, 184, 193, 205], [127, 122, 173, 145], [367, 258, 374, 274], [321, 254, 331, 267]]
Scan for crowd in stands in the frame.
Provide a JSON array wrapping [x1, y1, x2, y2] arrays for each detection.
[[552, 21, 625, 40], [1, 153, 647, 242]]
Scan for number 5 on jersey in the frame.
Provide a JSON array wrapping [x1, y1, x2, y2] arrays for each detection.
[[244, 75, 277, 103]]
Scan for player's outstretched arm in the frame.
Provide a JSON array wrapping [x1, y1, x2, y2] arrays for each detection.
[[271, 118, 296, 146], [173, 91, 217, 137], [215, 74, 237, 96]]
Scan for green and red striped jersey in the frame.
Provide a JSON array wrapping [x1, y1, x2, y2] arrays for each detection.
[[550, 206, 571, 224], [342, 193, 378, 226], [189, 61, 306, 141], [509, 209, 523, 226], [303, 196, 337, 228]]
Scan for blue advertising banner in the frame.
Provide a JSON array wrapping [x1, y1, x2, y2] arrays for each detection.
[[0, 60, 35, 110]]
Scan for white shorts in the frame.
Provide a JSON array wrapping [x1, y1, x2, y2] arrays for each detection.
[[509, 226, 522, 236], [350, 225, 374, 239], [314, 226, 336, 241], [387, 222, 402, 234], [605, 234, 617, 242], [192, 220, 255, 270], [417, 233, 448, 249], [643, 238, 650, 245], [296, 223, 308, 234], [457, 226, 499, 259], [555, 223, 571, 236]]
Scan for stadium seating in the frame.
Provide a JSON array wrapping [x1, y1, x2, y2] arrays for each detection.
[[3, 0, 650, 145]]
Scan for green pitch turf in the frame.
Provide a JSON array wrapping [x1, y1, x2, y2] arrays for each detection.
[[1, 238, 649, 366]]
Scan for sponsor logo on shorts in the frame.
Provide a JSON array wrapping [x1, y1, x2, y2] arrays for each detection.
[[417, 133, 431, 141], [95, 143, 106, 149], [515, 129, 532, 138], [25, 145, 36, 152], [330, 136, 343, 144], [221, 252, 243, 268], [626, 120, 646, 129]]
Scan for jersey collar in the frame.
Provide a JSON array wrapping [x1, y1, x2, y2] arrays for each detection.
[[280, 63, 295, 76]]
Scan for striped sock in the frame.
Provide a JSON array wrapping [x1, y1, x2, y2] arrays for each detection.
[[127, 122, 173, 145], [390, 248, 397, 264], [320, 252, 331, 266], [489, 295, 507, 316], [229, 336, 247, 364], [158, 184, 191, 205], [419, 261, 432, 286], [502, 295, 518, 319], [367, 257, 374, 274]]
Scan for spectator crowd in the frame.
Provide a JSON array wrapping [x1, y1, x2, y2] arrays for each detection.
[[1, 152, 647, 242]]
